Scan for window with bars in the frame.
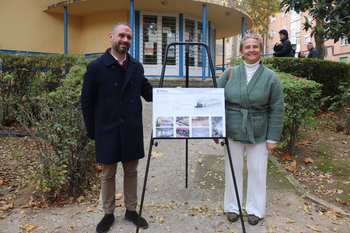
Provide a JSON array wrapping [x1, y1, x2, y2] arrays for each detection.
[[142, 15, 158, 64], [162, 16, 177, 65], [185, 19, 195, 66]]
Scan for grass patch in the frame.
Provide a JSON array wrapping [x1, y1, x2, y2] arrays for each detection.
[[314, 150, 350, 178], [194, 155, 225, 190], [194, 155, 293, 190], [267, 160, 293, 189]]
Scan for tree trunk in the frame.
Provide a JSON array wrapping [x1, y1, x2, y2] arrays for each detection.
[[315, 17, 325, 59]]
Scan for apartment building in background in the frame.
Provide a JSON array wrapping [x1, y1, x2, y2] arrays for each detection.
[[267, 10, 350, 63]]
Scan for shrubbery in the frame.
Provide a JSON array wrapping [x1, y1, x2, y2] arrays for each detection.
[[230, 57, 350, 104], [278, 72, 322, 155], [0, 54, 95, 201], [0, 53, 79, 125], [262, 57, 350, 104]]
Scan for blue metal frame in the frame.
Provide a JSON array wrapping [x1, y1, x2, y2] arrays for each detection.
[[64, 6, 68, 54], [129, 0, 134, 57], [135, 11, 140, 60], [241, 17, 245, 38]]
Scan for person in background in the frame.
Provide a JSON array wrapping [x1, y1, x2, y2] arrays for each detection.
[[291, 44, 296, 57], [273, 29, 293, 57], [216, 35, 284, 226], [307, 42, 318, 58], [298, 51, 306, 58], [81, 22, 152, 233]]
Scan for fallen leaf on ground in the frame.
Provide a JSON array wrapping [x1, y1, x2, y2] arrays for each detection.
[[316, 132, 323, 137], [77, 195, 85, 203], [304, 158, 313, 163], [281, 154, 292, 161], [325, 207, 340, 218], [115, 193, 123, 200], [116, 201, 125, 207], [307, 225, 322, 232], [0, 203, 14, 211], [151, 151, 164, 158], [329, 136, 336, 141], [86, 206, 94, 212], [283, 160, 297, 172], [197, 157, 203, 164], [298, 140, 312, 146], [25, 224, 38, 232]]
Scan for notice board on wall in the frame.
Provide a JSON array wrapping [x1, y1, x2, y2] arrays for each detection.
[[152, 88, 226, 139]]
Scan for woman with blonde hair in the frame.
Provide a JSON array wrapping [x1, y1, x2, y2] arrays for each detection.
[[216, 34, 284, 225]]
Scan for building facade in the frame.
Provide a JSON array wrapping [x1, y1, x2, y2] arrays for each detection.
[[267, 10, 350, 63], [0, 0, 252, 78]]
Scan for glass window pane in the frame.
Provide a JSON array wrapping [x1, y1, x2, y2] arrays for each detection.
[[162, 16, 176, 65], [143, 15, 158, 64], [185, 19, 195, 66]]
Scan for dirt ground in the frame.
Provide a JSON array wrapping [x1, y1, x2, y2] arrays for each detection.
[[275, 110, 350, 214]]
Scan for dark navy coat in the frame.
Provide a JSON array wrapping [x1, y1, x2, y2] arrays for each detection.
[[81, 49, 153, 164]]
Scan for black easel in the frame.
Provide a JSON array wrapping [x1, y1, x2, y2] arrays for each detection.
[[136, 42, 246, 233]]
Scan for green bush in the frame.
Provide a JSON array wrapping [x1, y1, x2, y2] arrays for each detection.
[[0, 54, 94, 200], [0, 53, 79, 125], [278, 72, 323, 156], [2, 55, 96, 201], [262, 57, 350, 104]]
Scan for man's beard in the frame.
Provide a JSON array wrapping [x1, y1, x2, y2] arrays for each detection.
[[113, 42, 129, 54]]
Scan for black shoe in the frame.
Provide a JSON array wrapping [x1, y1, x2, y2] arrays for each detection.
[[125, 209, 149, 229], [96, 213, 115, 233], [227, 212, 239, 222], [248, 214, 260, 225]]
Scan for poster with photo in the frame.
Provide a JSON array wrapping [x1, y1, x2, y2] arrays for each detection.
[[153, 88, 226, 138]]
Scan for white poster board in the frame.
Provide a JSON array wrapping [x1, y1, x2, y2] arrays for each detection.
[[152, 88, 226, 138]]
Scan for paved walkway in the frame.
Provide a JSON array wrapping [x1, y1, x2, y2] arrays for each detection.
[[1, 94, 350, 233]]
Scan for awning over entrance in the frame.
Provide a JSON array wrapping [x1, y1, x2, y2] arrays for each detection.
[[44, 0, 252, 38]]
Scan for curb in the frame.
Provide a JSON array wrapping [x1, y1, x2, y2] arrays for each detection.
[[268, 154, 350, 217]]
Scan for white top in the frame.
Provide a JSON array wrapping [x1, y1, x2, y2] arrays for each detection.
[[110, 52, 126, 66], [244, 60, 261, 84]]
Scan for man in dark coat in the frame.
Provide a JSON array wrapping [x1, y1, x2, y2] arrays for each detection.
[[81, 22, 152, 233], [307, 42, 318, 58], [273, 29, 293, 57]]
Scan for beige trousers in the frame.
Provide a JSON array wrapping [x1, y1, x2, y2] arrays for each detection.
[[101, 160, 139, 214]]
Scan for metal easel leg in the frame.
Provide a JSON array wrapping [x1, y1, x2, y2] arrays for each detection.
[[136, 137, 157, 233], [223, 138, 246, 233], [185, 138, 188, 188]]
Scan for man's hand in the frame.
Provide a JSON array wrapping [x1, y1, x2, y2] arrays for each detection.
[[267, 142, 277, 155]]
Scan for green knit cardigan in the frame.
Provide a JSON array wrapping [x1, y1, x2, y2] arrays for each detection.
[[217, 63, 284, 144]]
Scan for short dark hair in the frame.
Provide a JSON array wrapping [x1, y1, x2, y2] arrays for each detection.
[[111, 22, 131, 33], [291, 44, 296, 47], [279, 29, 289, 37]]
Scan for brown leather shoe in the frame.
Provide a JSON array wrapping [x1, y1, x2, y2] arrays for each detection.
[[227, 212, 239, 222], [125, 209, 149, 229], [248, 214, 260, 225], [96, 213, 114, 233]]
